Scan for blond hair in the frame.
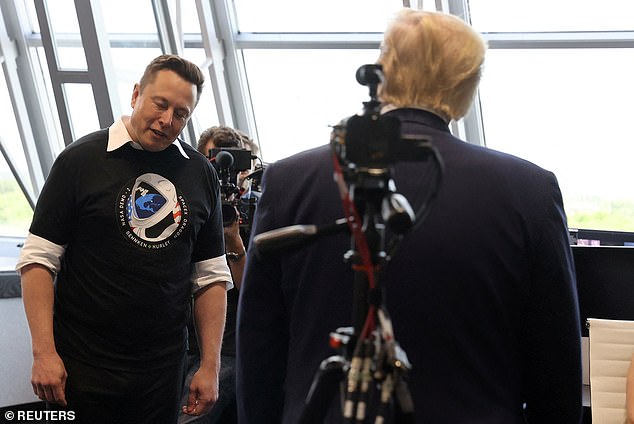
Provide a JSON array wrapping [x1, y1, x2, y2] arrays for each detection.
[[378, 10, 486, 121]]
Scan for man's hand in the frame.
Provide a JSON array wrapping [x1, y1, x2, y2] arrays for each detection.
[[223, 208, 241, 243], [31, 351, 68, 406], [182, 366, 219, 416], [21, 264, 67, 407]]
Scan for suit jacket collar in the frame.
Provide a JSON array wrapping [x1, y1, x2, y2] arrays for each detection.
[[382, 107, 451, 134]]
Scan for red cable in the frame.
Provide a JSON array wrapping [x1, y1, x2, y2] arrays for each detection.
[[331, 153, 377, 338]]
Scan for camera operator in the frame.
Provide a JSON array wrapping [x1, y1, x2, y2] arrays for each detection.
[[236, 9, 581, 424], [179, 126, 259, 424]]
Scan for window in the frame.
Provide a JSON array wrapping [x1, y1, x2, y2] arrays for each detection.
[[0, 74, 33, 237], [0, 155, 33, 237], [243, 49, 380, 160], [234, 0, 404, 33], [469, 0, 634, 32], [3, 0, 633, 234], [478, 48, 634, 231], [470, 1, 634, 232], [63, 83, 100, 139], [45, 0, 86, 70]]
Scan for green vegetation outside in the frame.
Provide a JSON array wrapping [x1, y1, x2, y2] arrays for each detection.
[[0, 178, 33, 236], [566, 196, 634, 233]]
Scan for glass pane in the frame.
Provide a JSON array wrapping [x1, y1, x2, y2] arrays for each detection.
[[101, 0, 159, 34], [54, 46, 87, 70], [32, 47, 65, 154], [0, 154, 33, 237], [469, 0, 634, 32], [23, 0, 40, 33], [235, 0, 404, 32], [244, 49, 381, 161], [111, 47, 164, 117], [63, 84, 99, 139], [173, 0, 201, 34], [0, 73, 33, 238], [478, 48, 634, 232], [0, 73, 29, 186], [182, 49, 220, 136], [45, 0, 87, 69]]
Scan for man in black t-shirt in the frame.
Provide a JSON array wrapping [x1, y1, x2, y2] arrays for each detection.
[[16, 55, 231, 424]]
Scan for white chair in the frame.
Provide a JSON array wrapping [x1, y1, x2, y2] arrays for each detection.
[[588, 318, 634, 424]]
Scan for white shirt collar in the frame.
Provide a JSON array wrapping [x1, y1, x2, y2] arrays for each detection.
[[107, 116, 190, 159]]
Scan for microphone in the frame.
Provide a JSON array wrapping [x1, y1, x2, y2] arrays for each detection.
[[356, 64, 384, 87], [215, 150, 234, 169], [253, 218, 349, 256], [355, 64, 383, 104]]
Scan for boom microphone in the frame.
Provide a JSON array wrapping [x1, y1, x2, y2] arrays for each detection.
[[253, 218, 350, 256]]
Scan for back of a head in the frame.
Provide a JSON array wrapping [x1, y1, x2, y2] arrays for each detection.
[[139, 54, 205, 104], [378, 10, 487, 121]]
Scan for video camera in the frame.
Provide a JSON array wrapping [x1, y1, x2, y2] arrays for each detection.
[[331, 64, 434, 172], [208, 147, 260, 239], [329, 64, 441, 236]]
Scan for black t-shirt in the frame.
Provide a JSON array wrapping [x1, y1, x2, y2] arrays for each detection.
[[30, 129, 225, 371]]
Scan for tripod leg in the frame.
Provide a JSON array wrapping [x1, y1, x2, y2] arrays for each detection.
[[393, 377, 415, 424], [299, 355, 348, 424]]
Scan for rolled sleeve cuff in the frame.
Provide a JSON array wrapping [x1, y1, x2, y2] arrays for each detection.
[[191, 255, 233, 294], [15, 232, 66, 275]]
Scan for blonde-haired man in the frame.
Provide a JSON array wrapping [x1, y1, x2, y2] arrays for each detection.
[[237, 10, 582, 423]]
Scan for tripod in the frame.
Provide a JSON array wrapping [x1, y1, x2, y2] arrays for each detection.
[[297, 160, 417, 424]]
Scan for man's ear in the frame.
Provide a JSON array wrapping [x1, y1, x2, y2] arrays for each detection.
[[131, 83, 140, 108]]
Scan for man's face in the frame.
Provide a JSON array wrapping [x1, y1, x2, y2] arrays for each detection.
[[128, 69, 197, 152]]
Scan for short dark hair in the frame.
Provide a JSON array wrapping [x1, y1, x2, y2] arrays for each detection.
[[197, 126, 259, 156], [139, 54, 205, 104]]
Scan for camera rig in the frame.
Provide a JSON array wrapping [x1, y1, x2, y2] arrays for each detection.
[[208, 147, 261, 243]]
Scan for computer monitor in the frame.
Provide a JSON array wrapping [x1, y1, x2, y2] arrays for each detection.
[[570, 228, 634, 247], [574, 245, 634, 337]]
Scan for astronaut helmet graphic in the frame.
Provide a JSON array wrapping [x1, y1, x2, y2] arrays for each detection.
[[126, 173, 182, 242]]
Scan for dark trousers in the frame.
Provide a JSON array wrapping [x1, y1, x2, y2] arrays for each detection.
[[59, 354, 185, 424]]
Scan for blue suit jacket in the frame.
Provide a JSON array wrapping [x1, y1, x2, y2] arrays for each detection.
[[237, 108, 582, 423]]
